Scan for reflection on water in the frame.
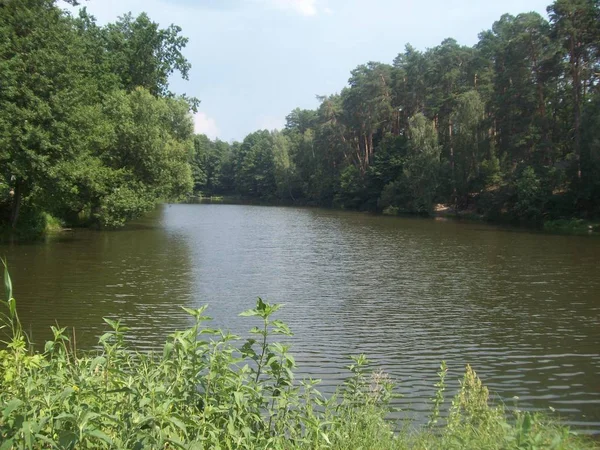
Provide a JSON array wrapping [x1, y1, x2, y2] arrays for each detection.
[[1, 204, 599, 433]]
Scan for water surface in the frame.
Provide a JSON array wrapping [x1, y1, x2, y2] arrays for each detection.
[[2, 204, 599, 433]]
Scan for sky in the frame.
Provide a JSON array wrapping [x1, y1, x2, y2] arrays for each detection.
[[67, 0, 552, 142]]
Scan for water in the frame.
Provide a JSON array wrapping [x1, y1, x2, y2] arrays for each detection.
[[2, 204, 599, 433]]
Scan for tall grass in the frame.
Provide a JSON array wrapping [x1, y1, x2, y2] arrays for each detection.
[[0, 261, 595, 449]]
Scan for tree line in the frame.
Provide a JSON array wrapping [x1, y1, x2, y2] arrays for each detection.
[[0, 0, 197, 233], [2, 0, 599, 234], [192, 0, 600, 225]]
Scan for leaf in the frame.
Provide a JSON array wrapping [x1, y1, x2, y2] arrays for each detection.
[[163, 342, 174, 358], [8, 298, 16, 320], [34, 434, 57, 447], [164, 437, 188, 450], [2, 259, 13, 303], [103, 318, 119, 330], [55, 412, 77, 422], [2, 399, 23, 418], [181, 306, 197, 317], [266, 356, 279, 367], [22, 421, 34, 448], [285, 354, 296, 367], [87, 429, 114, 445], [58, 430, 78, 449], [233, 392, 244, 408], [106, 387, 133, 394], [90, 356, 106, 371], [199, 328, 220, 335], [168, 416, 187, 434], [98, 333, 113, 344]]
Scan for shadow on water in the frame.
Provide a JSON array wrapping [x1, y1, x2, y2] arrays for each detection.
[[1, 207, 196, 350]]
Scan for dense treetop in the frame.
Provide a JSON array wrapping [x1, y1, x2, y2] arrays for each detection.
[[0, 0, 196, 232]]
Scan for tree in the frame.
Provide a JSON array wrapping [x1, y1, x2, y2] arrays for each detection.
[[341, 62, 394, 174], [392, 45, 430, 129], [104, 12, 192, 97], [451, 90, 486, 206], [548, 0, 600, 179], [401, 114, 442, 213], [0, 1, 197, 231], [425, 38, 475, 204], [236, 131, 277, 198], [272, 131, 296, 201], [0, 0, 95, 228], [478, 13, 560, 166]]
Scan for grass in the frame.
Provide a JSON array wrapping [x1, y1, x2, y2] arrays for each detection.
[[0, 261, 596, 449], [42, 213, 64, 233], [543, 218, 600, 235], [0, 211, 64, 242]]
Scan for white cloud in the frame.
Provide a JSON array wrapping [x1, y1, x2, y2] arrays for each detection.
[[260, 0, 319, 16], [257, 115, 285, 131], [323, 6, 333, 15], [193, 112, 220, 139]]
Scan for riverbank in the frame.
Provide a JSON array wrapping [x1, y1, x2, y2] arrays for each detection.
[[192, 195, 600, 237], [0, 279, 596, 449], [429, 203, 600, 236]]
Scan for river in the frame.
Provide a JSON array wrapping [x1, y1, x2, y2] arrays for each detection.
[[1, 204, 599, 433]]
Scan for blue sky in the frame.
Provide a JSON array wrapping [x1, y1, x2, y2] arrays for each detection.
[[68, 0, 552, 141]]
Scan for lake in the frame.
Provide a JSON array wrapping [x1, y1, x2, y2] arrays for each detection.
[[1, 204, 599, 434]]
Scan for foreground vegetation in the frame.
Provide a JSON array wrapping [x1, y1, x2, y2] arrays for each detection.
[[0, 265, 595, 449]]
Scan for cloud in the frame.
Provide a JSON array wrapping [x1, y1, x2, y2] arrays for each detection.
[[260, 0, 319, 16], [257, 115, 285, 131], [193, 112, 220, 139]]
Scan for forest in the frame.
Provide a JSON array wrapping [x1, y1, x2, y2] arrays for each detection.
[[192, 0, 600, 226], [1, 0, 599, 234]]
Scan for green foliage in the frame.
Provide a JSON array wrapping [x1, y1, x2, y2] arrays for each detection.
[[400, 114, 441, 213], [543, 218, 600, 234], [336, 165, 365, 209], [0, 0, 196, 233], [512, 167, 547, 223], [104, 12, 192, 98], [234, 131, 278, 199], [0, 267, 595, 449], [479, 152, 503, 188]]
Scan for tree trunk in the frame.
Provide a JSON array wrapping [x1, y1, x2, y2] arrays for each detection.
[[570, 37, 582, 179], [528, 37, 550, 163], [10, 180, 23, 229], [449, 120, 457, 211]]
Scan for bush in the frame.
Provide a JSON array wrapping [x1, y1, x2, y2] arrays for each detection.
[[511, 167, 546, 223]]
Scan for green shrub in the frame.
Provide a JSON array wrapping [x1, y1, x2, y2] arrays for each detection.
[[512, 167, 546, 223]]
